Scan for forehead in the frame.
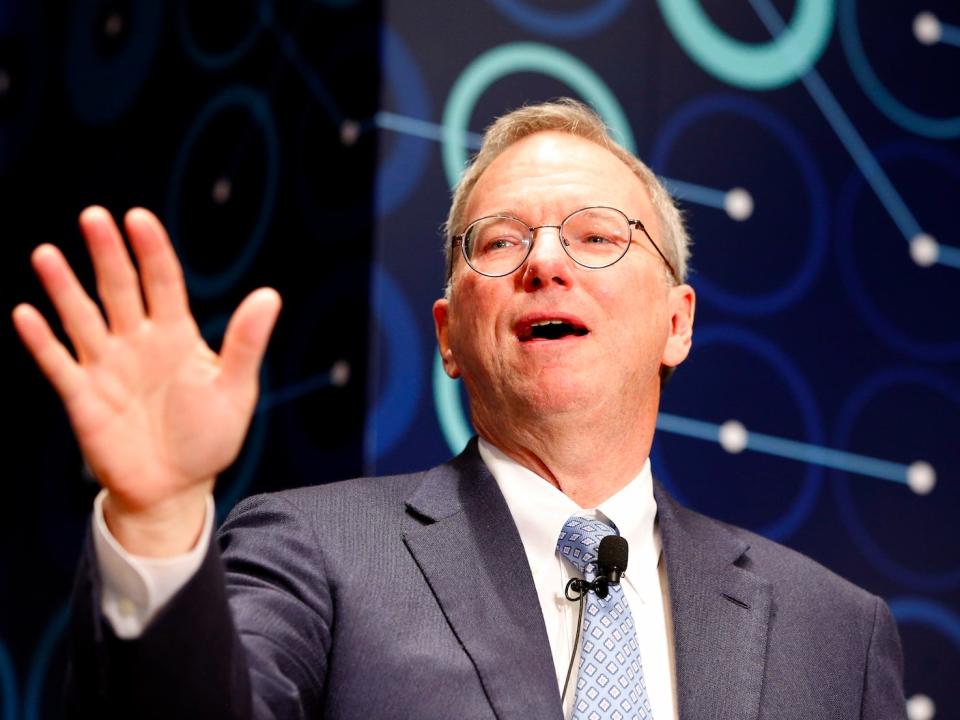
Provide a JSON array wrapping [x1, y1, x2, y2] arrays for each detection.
[[464, 131, 655, 227]]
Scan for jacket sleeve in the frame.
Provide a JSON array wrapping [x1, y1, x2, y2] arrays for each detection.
[[860, 596, 907, 720], [65, 493, 332, 720]]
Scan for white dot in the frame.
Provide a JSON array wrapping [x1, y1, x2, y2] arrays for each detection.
[[907, 461, 936, 495], [724, 187, 754, 221], [0, 69, 10, 96], [913, 12, 941, 45], [330, 360, 350, 387], [104, 12, 124, 38], [340, 120, 360, 146], [212, 177, 232, 204], [907, 693, 936, 720], [718, 420, 749, 454], [910, 233, 939, 267]]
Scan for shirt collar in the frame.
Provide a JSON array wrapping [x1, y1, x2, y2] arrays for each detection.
[[477, 438, 660, 584]]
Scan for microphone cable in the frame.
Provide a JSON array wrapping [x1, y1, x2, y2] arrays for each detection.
[[561, 578, 587, 702]]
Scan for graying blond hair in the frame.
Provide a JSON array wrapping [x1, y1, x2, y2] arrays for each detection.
[[443, 98, 690, 288]]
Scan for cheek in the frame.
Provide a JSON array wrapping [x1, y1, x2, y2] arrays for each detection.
[[448, 287, 504, 362], [463, 274, 513, 317], [615, 285, 671, 348]]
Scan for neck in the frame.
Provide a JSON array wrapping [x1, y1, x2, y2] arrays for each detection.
[[473, 396, 658, 508]]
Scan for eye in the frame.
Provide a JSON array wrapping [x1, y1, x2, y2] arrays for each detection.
[[481, 236, 522, 254], [491, 237, 518, 250], [469, 220, 528, 256], [582, 234, 613, 244], [573, 232, 626, 247]]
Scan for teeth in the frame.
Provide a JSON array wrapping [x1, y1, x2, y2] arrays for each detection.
[[531, 320, 566, 327]]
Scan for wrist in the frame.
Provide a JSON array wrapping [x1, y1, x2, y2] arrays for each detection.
[[102, 483, 213, 557]]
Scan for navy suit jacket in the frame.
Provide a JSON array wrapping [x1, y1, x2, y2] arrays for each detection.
[[66, 440, 906, 719]]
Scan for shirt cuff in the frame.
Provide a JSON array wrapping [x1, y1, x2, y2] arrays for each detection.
[[91, 489, 215, 639]]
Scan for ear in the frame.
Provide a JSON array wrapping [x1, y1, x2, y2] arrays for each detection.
[[432, 297, 461, 379], [661, 284, 695, 368]]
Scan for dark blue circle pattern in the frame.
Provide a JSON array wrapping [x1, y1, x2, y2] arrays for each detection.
[[838, 0, 960, 139], [366, 264, 424, 462], [889, 597, 960, 650], [651, 93, 829, 316], [835, 140, 960, 361], [486, 0, 630, 38], [376, 27, 432, 218], [178, 0, 267, 71], [280, 266, 378, 484], [654, 324, 824, 541], [165, 85, 280, 299], [832, 367, 960, 591], [65, 0, 163, 125]]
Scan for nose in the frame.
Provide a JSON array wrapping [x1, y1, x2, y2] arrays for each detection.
[[520, 225, 574, 291]]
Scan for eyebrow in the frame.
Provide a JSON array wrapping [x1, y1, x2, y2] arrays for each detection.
[[477, 205, 622, 223], [482, 209, 525, 220]]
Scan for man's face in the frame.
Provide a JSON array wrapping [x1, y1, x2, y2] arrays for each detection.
[[433, 131, 694, 435]]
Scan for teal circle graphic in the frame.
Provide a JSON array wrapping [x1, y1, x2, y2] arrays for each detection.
[[441, 42, 636, 188], [839, 0, 960, 138], [433, 353, 473, 455], [657, 0, 834, 90]]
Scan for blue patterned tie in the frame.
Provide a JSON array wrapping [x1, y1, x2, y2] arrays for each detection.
[[557, 516, 653, 720]]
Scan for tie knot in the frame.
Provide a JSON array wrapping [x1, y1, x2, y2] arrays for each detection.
[[556, 515, 619, 578]]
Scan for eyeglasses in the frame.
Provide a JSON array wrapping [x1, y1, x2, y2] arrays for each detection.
[[452, 206, 678, 282]]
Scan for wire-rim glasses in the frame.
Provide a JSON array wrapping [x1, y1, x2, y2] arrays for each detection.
[[451, 206, 678, 282]]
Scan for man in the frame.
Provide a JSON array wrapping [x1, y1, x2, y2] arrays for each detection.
[[13, 99, 906, 719]]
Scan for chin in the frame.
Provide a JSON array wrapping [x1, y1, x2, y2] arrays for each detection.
[[511, 375, 599, 415]]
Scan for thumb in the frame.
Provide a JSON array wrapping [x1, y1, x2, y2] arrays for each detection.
[[219, 287, 282, 391]]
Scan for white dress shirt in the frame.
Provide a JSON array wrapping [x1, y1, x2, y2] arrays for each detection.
[[92, 490, 214, 638], [93, 444, 677, 718], [478, 439, 677, 720]]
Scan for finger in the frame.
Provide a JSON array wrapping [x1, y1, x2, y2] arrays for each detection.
[[219, 288, 282, 391], [124, 207, 191, 323], [79, 206, 146, 335], [12, 303, 85, 402], [31, 244, 109, 362]]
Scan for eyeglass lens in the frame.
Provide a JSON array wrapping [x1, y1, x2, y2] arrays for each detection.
[[462, 207, 631, 277]]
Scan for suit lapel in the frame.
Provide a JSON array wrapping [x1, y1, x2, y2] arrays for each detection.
[[403, 442, 563, 720], [655, 482, 772, 720]]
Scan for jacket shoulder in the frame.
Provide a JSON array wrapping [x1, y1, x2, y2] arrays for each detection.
[[733, 522, 875, 608], [227, 469, 429, 521], [665, 493, 880, 614]]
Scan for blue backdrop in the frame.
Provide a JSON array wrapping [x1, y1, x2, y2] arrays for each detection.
[[2, 1, 957, 718], [367, 3, 959, 719]]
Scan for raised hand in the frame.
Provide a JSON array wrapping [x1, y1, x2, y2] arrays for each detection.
[[12, 207, 281, 556]]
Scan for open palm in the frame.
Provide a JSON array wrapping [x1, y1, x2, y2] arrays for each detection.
[[12, 207, 281, 552]]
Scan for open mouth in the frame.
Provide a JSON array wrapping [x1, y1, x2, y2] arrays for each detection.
[[516, 319, 590, 342]]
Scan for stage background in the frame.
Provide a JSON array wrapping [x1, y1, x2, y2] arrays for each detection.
[[3, 1, 957, 718]]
